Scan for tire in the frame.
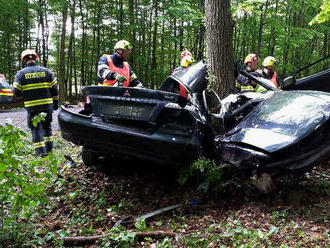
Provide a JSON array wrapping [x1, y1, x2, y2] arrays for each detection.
[[81, 147, 99, 167]]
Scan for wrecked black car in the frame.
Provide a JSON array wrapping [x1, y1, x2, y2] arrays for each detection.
[[0, 76, 13, 104], [58, 61, 330, 190]]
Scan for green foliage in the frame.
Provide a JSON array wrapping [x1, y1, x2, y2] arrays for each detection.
[[99, 226, 135, 248], [169, 215, 187, 231], [135, 218, 147, 232], [310, 0, 330, 24], [178, 232, 209, 247], [0, 123, 59, 247], [32, 112, 47, 127], [179, 158, 232, 193], [154, 237, 174, 248], [207, 219, 278, 247]]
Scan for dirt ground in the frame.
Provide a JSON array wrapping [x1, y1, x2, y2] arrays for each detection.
[[42, 138, 330, 247]]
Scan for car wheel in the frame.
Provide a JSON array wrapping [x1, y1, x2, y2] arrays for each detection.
[[82, 147, 99, 167]]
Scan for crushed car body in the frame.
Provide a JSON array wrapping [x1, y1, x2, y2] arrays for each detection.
[[58, 61, 330, 178]]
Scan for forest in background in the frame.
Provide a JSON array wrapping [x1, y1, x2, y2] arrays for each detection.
[[0, 0, 329, 101]]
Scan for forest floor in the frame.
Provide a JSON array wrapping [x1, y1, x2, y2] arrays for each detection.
[[33, 133, 330, 248]]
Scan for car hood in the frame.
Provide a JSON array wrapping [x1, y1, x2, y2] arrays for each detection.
[[219, 91, 330, 153]]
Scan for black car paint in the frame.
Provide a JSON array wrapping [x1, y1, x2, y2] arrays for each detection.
[[215, 91, 330, 174], [58, 62, 330, 176], [59, 87, 207, 167]]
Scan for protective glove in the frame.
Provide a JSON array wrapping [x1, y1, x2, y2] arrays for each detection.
[[114, 73, 126, 86], [53, 100, 59, 110]]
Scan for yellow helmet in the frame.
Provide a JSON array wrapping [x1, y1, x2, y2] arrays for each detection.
[[263, 56, 276, 67], [180, 55, 195, 68], [21, 49, 38, 62], [114, 40, 133, 50], [244, 53, 258, 64]]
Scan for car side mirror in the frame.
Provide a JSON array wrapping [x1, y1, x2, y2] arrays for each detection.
[[283, 75, 295, 87]]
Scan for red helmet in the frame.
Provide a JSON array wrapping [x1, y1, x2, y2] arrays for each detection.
[[21, 49, 38, 62]]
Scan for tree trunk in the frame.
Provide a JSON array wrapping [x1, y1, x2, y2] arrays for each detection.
[[323, 30, 328, 70], [58, 3, 68, 102], [150, 0, 159, 88], [79, 0, 86, 86], [257, 1, 268, 56], [68, 0, 76, 99], [205, 0, 235, 98]]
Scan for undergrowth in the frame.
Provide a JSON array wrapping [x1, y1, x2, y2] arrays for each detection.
[[0, 123, 60, 247]]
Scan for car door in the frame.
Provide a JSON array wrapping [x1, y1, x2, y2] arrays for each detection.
[[283, 69, 330, 93]]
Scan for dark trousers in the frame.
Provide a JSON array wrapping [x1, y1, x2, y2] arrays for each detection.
[[27, 110, 53, 155]]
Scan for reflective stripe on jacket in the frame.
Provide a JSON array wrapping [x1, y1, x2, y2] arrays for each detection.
[[103, 55, 130, 87], [13, 63, 58, 111], [270, 72, 279, 88]]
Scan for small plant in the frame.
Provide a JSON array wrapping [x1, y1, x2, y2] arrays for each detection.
[[135, 218, 147, 232], [156, 237, 174, 248], [178, 232, 209, 247], [270, 210, 289, 224], [32, 112, 47, 127], [0, 123, 59, 246], [179, 158, 232, 193], [99, 225, 135, 247]]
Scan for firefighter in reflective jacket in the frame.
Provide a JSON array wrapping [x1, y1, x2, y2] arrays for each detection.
[[13, 49, 59, 156], [235, 53, 259, 92], [171, 49, 196, 98], [255, 56, 282, 92], [97, 40, 142, 87]]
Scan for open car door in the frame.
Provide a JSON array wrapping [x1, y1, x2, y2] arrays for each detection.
[[282, 55, 330, 93]]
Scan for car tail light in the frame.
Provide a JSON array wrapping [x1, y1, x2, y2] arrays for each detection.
[[86, 96, 90, 104]]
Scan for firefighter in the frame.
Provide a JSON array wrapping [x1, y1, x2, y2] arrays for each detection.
[[167, 49, 195, 98], [179, 49, 195, 69], [255, 56, 281, 92], [235, 53, 259, 92], [13, 49, 59, 156], [97, 40, 142, 87]]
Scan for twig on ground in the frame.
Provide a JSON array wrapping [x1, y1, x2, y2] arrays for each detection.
[[61, 231, 176, 245]]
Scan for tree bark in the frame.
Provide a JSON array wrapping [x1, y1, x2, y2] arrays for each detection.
[[79, 0, 86, 86], [205, 0, 235, 98], [150, 0, 159, 88], [58, 3, 68, 102], [68, 0, 76, 99], [257, 1, 268, 56]]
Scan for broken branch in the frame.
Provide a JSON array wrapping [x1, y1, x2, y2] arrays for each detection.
[[61, 231, 176, 245]]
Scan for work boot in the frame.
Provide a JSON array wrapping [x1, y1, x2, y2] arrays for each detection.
[[34, 147, 47, 157]]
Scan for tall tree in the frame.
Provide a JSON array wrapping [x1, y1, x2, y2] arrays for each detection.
[[205, 0, 235, 98], [58, 1, 68, 101]]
